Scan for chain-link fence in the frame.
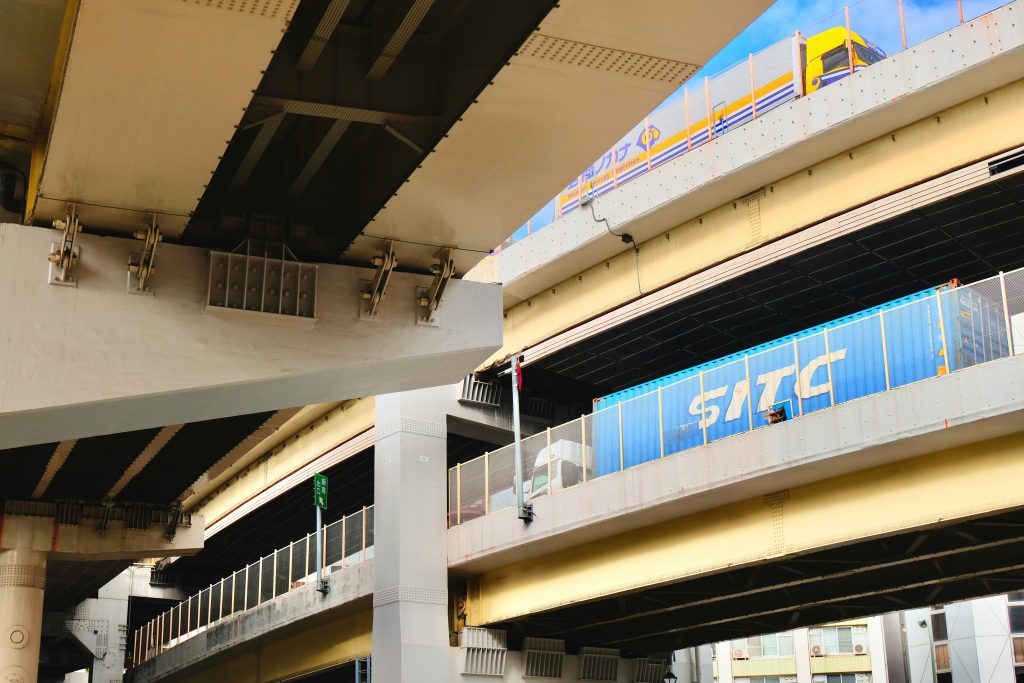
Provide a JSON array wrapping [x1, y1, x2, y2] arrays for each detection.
[[133, 505, 374, 665], [449, 267, 1023, 526]]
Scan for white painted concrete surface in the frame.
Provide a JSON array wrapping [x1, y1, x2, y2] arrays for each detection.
[[0, 224, 502, 448]]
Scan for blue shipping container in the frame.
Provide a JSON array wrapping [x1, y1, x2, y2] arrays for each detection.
[[590, 283, 1009, 478]]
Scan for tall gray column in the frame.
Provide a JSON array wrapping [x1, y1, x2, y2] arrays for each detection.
[[372, 389, 451, 682]]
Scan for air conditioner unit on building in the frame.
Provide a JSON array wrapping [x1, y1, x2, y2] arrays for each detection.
[[854, 644, 867, 654], [733, 649, 749, 660], [811, 645, 827, 657]]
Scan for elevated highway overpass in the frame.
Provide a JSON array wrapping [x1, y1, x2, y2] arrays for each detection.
[[131, 340, 1024, 682], [0, 2, 778, 680], [6, 1, 1024, 681], [483, 0, 1024, 400], [173, 3, 1024, 596]]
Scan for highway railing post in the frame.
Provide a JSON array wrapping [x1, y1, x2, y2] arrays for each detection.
[[617, 403, 625, 471], [1000, 271, 1015, 357], [657, 387, 665, 458], [879, 313, 892, 390], [898, 0, 908, 49], [272, 551, 278, 599], [935, 289, 952, 375], [792, 338, 802, 416], [745, 355, 754, 430], [845, 5, 854, 77], [546, 427, 552, 495], [704, 76, 713, 141], [684, 88, 692, 151], [581, 417, 588, 483], [483, 453, 490, 514], [824, 330, 836, 408], [698, 371, 708, 445], [287, 541, 294, 590], [748, 53, 758, 119]]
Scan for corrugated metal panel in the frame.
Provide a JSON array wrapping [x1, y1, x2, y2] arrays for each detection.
[[591, 281, 1010, 477]]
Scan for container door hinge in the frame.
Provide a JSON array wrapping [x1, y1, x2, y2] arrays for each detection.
[[417, 247, 454, 324], [47, 206, 81, 286]]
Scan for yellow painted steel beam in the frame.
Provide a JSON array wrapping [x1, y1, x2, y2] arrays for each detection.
[[467, 430, 1024, 626], [25, 0, 79, 224], [491, 77, 1024, 366], [189, 398, 374, 526], [0, 122, 34, 153], [175, 608, 372, 683]]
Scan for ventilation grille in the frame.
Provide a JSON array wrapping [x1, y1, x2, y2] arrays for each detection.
[[459, 627, 507, 676], [460, 374, 502, 407], [580, 646, 620, 681], [518, 33, 697, 84], [523, 637, 565, 678], [189, 0, 299, 20], [633, 658, 670, 683]]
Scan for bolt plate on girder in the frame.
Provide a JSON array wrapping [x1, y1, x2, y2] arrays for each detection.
[[47, 243, 79, 287]]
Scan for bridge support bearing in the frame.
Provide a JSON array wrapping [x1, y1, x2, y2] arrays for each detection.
[[372, 389, 450, 683], [0, 548, 47, 683]]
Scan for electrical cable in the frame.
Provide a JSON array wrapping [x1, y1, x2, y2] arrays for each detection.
[[585, 199, 645, 296]]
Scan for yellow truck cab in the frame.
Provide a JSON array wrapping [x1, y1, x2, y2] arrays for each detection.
[[805, 26, 886, 93]]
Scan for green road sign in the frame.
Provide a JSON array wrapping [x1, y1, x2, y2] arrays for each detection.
[[314, 473, 328, 509]]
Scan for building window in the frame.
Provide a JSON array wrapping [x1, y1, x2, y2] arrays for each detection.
[[937, 673, 952, 683], [809, 626, 869, 655], [825, 675, 858, 683], [935, 644, 951, 672], [1011, 593, 1024, 683], [730, 633, 795, 658], [932, 612, 948, 642], [1010, 606, 1024, 634]]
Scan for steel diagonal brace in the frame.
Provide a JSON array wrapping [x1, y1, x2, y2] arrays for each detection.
[[47, 206, 81, 285], [419, 247, 454, 322], [362, 240, 397, 317], [129, 215, 162, 293]]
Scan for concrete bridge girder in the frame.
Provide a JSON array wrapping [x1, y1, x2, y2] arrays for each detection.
[[489, 4, 1024, 366], [0, 224, 502, 449]]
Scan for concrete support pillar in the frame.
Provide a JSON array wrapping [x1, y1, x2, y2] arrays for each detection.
[[372, 388, 450, 683], [794, 628, 813, 683], [717, 642, 734, 683], [0, 547, 47, 683]]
